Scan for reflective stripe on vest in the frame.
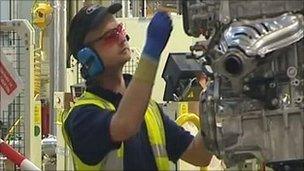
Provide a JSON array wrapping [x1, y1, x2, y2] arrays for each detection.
[[62, 91, 170, 170]]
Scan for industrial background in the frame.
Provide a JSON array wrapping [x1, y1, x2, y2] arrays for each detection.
[[0, 0, 303, 171]]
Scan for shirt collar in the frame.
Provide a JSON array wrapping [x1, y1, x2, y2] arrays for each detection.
[[86, 74, 132, 107]]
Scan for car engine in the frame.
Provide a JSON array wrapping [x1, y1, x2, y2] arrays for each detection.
[[162, 0, 304, 170]]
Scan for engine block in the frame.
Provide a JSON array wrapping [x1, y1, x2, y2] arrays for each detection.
[[181, 0, 304, 169]]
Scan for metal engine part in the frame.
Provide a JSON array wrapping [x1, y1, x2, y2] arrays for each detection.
[[180, 0, 304, 169], [211, 12, 304, 93]]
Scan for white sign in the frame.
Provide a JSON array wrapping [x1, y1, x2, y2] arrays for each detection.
[[0, 50, 23, 113]]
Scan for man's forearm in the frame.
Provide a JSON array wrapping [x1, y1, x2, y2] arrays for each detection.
[[109, 10, 172, 142], [181, 133, 213, 167], [110, 57, 158, 142]]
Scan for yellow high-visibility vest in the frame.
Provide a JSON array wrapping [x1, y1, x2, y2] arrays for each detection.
[[62, 91, 170, 170]]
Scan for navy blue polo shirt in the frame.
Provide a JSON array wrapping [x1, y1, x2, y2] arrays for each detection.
[[65, 75, 194, 170]]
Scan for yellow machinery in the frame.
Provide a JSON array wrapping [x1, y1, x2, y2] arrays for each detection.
[[31, 1, 53, 98], [32, 1, 53, 30], [176, 103, 200, 128]]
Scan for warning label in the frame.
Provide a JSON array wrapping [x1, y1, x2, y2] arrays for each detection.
[[0, 61, 17, 95], [0, 50, 23, 112]]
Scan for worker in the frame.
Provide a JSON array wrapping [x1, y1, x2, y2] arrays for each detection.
[[62, 3, 213, 170]]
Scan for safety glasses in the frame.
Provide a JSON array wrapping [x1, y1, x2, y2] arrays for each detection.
[[88, 23, 128, 46]]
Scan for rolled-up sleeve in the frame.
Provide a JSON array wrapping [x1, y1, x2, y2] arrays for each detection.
[[64, 105, 121, 165]]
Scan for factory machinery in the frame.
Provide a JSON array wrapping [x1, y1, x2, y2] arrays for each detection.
[[162, 0, 304, 170], [1, 0, 303, 170]]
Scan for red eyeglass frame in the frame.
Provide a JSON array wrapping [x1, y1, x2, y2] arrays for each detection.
[[87, 23, 127, 47]]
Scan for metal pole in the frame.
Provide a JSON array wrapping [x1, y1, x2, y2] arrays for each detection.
[[142, 0, 147, 17], [132, 0, 140, 17], [121, 0, 126, 18], [52, 0, 68, 134], [10, 0, 19, 19], [126, 0, 131, 17]]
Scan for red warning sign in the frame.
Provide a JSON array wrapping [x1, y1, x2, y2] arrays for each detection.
[[0, 50, 23, 112], [0, 61, 17, 95]]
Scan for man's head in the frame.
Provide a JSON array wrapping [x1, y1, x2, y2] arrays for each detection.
[[68, 3, 131, 79]]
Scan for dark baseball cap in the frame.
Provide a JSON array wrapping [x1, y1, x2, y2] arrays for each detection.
[[68, 3, 122, 57]]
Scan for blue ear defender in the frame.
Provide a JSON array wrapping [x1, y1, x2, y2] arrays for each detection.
[[77, 47, 104, 79]]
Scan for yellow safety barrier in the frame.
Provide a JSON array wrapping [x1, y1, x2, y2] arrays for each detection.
[[31, 1, 53, 97]]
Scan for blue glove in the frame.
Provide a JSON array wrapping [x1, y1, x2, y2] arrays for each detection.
[[143, 12, 173, 60]]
